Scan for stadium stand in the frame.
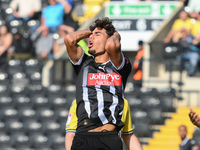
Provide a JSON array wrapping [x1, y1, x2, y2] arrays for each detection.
[[143, 107, 198, 150]]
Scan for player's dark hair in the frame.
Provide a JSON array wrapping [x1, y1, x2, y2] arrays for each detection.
[[89, 17, 115, 37]]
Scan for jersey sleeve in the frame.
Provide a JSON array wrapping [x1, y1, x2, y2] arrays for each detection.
[[70, 53, 88, 75], [121, 99, 134, 135], [66, 100, 78, 133], [117, 55, 132, 89]]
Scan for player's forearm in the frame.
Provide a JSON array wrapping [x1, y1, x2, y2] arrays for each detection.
[[122, 134, 143, 150], [65, 133, 75, 150], [65, 30, 91, 47]]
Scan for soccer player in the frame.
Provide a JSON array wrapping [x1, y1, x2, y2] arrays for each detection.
[[65, 99, 143, 150], [64, 17, 133, 149]]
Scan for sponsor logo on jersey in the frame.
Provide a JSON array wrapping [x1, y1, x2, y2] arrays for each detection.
[[66, 113, 73, 125], [87, 73, 122, 86], [84, 119, 88, 125]]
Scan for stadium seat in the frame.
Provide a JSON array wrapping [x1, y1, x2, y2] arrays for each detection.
[[127, 96, 142, 110], [138, 87, 158, 98], [159, 95, 176, 112], [0, 85, 10, 96], [130, 109, 149, 124], [29, 133, 50, 149], [0, 0, 11, 10], [18, 107, 37, 120], [28, 84, 46, 95], [0, 72, 10, 85], [158, 87, 176, 97], [164, 56, 182, 71], [35, 108, 56, 121], [23, 119, 43, 134], [15, 146, 34, 150], [0, 96, 14, 109], [24, 59, 43, 75], [4, 119, 24, 133], [29, 72, 42, 85], [10, 85, 29, 97], [146, 108, 165, 125], [1, 107, 19, 120], [133, 122, 153, 138], [0, 120, 6, 132], [64, 85, 76, 103], [7, 59, 24, 75], [41, 120, 61, 134], [54, 108, 69, 122], [10, 132, 30, 148], [49, 97, 70, 109], [0, 132, 12, 147], [0, 0, 12, 21], [57, 120, 67, 134], [47, 85, 65, 97], [163, 42, 181, 59], [13, 96, 32, 107], [140, 97, 161, 110], [30, 95, 50, 109], [48, 133, 65, 148], [11, 72, 29, 87]]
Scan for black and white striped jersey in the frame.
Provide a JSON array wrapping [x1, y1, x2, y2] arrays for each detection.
[[71, 53, 132, 133]]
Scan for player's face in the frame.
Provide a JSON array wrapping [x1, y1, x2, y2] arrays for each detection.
[[88, 28, 108, 56], [179, 126, 187, 139]]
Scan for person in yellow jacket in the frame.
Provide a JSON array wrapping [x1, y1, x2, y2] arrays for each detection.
[[163, 10, 193, 43]]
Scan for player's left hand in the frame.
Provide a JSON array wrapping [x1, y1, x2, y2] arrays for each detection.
[[189, 108, 200, 128]]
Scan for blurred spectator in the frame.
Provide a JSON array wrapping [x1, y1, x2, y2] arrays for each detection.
[[173, 27, 199, 76], [12, 31, 34, 59], [191, 13, 200, 38], [9, 0, 41, 21], [53, 25, 74, 58], [181, 0, 189, 6], [163, 11, 193, 43], [0, 25, 13, 70], [178, 125, 199, 150], [133, 40, 144, 88], [31, 25, 54, 59], [41, 0, 72, 33], [63, 0, 79, 31], [187, 0, 200, 19], [53, 25, 89, 58]]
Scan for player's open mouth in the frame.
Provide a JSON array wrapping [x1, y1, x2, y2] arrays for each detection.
[[88, 40, 93, 48]]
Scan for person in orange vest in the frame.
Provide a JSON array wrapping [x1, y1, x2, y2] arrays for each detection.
[[133, 40, 145, 88]]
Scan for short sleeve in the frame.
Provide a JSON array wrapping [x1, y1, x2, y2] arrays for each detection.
[[121, 99, 134, 135], [66, 100, 78, 133]]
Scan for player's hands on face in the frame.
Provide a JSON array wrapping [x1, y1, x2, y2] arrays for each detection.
[[189, 108, 200, 127], [113, 31, 121, 42]]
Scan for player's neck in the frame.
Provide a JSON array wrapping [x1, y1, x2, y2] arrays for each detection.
[[94, 53, 109, 63]]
